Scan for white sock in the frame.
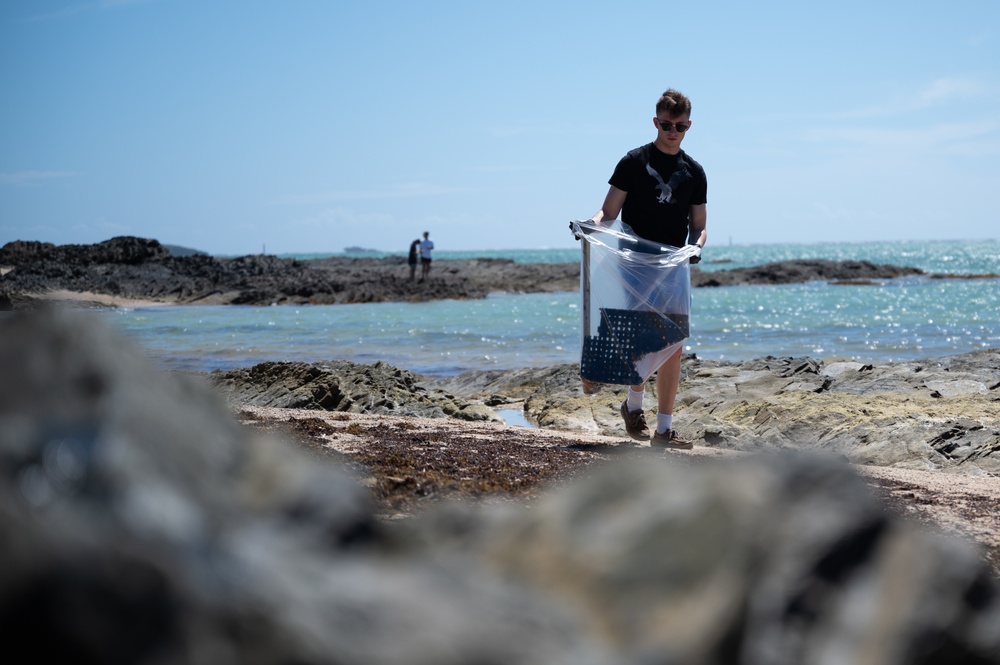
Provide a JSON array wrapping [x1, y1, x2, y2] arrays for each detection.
[[626, 387, 644, 412], [656, 413, 673, 434]]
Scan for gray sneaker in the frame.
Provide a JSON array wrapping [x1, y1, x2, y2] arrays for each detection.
[[620, 400, 650, 440], [650, 429, 693, 450]]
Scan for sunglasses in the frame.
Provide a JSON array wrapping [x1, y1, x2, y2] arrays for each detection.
[[656, 118, 690, 133]]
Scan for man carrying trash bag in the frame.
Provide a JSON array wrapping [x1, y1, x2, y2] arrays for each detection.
[[573, 88, 707, 449]]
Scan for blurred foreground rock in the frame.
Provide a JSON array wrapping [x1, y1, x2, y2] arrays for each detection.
[[2, 309, 1000, 664]]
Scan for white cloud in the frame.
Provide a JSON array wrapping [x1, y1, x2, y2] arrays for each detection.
[[26, 0, 156, 22], [469, 163, 552, 174], [486, 122, 608, 139], [275, 182, 468, 205], [265, 207, 401, 253], [812, 202, 890, 223], [800, 120, 1000, 150], [289, 206, 392, 231], [827, 76, 990, 120], [87, 216, 130, 234], [914, 77, 986, 107], [0, 171, 78, 187], [100, 0, 154, 7], [965, 32, 995, 48]]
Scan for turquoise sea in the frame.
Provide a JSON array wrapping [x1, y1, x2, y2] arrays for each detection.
[[105, 240, 999, 378]]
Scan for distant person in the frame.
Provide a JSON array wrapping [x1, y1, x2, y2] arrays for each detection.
[[586, 88, 707, 449], [419, 231, 434, 281], [407, 238, 420, 281]]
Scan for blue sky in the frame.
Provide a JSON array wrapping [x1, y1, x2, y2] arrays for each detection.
[[2, 0, 998, 255]]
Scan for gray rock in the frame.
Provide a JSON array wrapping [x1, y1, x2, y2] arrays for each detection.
[[209, 359, 500, 422], [925, 379, 991, 397], [432, 352, 1000, 475], [822, 360, 870, 378]]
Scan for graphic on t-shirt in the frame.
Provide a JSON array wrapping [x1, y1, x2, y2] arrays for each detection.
[[645, 163, 689, 204]]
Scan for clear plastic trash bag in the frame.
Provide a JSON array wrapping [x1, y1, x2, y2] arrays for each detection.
[[570, 220, 700, 391]]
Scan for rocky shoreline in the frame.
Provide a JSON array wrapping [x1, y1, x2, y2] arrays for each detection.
[[0, 236, 579, 308], [208, 347, 1000, 576], [4, 235, 991, 309], [4, 307, 1000, 663], [208, 350, 1000, 477]]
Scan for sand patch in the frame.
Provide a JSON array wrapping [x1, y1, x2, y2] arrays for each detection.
[[33, 289, 174, 308], [234, 406, 1000, 571]]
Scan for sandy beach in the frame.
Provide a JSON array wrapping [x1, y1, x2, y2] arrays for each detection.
[[30, 289, 172, 308]]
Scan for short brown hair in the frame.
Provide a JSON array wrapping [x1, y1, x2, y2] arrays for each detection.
[[655, 89, 692, 118]]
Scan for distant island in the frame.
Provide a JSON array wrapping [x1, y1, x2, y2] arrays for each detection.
[[163, 244, 209, 257], [344, 246, 380, 255]]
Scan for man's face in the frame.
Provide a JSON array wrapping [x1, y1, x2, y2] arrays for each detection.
[[653, 113, 691, 154]]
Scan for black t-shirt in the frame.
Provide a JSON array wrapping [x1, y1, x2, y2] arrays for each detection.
[[608, 143, 707, 248]]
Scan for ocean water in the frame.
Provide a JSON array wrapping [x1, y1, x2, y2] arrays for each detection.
[[104, 240, 999, 377]]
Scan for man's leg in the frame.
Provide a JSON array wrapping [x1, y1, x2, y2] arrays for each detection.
[[622, 346, 682, 441], [650, 348, 692, 448], [655, 347, 682, 420]]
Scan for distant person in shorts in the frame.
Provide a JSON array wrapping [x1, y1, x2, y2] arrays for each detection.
[[586, 88, 707, 449], [419, 231, 434, 281], [408, 238, 420, 281]]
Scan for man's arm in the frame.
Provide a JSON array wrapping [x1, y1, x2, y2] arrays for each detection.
[[591, 185, 627, 224], [688, 203, 707, 248]]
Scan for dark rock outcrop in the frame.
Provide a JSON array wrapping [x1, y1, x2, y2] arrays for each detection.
[[0, 236, 579, 308], [3, 308, 1000, 664], [2, 236, 960, 309], [691, 259, 925, 287]]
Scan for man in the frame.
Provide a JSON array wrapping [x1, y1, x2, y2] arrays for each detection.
[[419, 231, 434, 281], [588, 88, 707, 449], [408, 238, 420, 281]]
